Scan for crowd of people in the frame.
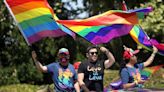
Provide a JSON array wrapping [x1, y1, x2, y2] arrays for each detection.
[[32, 45, 158, 92]]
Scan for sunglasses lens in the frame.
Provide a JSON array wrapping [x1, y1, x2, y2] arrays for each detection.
[[90, 52, 98, 55]]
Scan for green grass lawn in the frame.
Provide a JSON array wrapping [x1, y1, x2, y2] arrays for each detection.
[[0, 68, 163, 92]]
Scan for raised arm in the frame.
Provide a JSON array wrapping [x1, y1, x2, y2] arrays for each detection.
[[31, 51, 48, 73], [100, 47, 115, 68], [143, 46, 158, 67]]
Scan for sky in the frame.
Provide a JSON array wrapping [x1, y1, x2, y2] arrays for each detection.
[[61, 0, 89, 19]]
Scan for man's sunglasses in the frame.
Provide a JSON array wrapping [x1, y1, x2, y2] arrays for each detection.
[[89, 52, 98, 55]]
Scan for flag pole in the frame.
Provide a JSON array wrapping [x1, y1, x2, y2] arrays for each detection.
[[4, 0, 30, 46]]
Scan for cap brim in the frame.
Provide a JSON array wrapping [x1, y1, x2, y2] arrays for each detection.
[[59, 52, 69, 55], [132, 50, 140, 55]]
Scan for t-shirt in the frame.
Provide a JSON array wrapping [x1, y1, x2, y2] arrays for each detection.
[[78, 60, 105, 91], [47, 62, 77, 92], [120, 63, 144, 88]]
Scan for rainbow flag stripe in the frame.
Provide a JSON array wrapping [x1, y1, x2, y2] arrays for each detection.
[[57, 7, 152, 26], [141, 65, 164, 78], [4, 0, 75, 45], [74, 24, 134, 45]]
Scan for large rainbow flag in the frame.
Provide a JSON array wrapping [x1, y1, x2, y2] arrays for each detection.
[[56, 7, 152, 45], [57, 7, 152, 26], [130, 25, 164, 55], [4, 0, 75, 45]]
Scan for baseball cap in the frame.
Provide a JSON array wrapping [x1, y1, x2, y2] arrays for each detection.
[[58, 48, 69, 55], [123, 48, 139, 60]]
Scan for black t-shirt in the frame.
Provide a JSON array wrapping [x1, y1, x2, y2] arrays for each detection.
[[78, 60, 105, 91]]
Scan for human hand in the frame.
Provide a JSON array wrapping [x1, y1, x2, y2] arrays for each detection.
[[99, 46, 109, 53], [32, 51, 37, 60], [123, 45, 131, 51]]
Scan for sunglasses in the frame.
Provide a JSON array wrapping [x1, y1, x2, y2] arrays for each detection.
[[59, 54, 69, 58], [89, 52, 98, 55]]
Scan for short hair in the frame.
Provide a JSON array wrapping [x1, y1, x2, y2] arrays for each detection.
[[86, 45, 98, 53]]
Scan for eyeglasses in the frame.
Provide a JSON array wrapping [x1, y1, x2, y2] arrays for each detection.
[[89, 52, 98, 55]]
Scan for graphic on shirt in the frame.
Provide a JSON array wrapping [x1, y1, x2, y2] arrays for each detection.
[[87, 66, 102, 80], [131, 69, 141, 82], [58, 68, 73, 89]]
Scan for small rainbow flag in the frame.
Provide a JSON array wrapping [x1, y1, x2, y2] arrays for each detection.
[[129, 25, 164, 55], [121, 1, 164, 55], [140, 65, 164, 80], [4, 0, 75, 45]]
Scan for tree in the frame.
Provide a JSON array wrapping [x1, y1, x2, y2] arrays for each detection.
[[141, 0, 164, 43]]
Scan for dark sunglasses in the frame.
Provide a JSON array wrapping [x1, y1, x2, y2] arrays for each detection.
[[89, 52, 98, 55]]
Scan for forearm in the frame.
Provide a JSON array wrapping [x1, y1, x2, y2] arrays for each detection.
[[74, 82, 80, 92], [33, 59, 47, 73], [78, 80, 89, 92], [123, 82, 136, 89], [105, 50, 115, 63], [32, 51, 47, 73], [104, 50, 115, 68], [144, 52, 156, 67]]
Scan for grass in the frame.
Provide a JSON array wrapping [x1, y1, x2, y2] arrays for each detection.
[[0, 84, 39, 92], [0, 68, 163, 92]]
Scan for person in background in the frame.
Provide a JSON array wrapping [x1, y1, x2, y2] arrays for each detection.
[[32, 48, 80, 92], [78, 45, 115, 92], [120, 45, 158, 89]]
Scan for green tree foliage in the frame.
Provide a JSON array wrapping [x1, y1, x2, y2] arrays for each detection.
[[140, 0, 164, 43]]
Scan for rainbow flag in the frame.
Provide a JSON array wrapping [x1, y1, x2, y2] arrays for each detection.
[[57, 7, 152, 26], [140, 65, 164, 80], [4, 0, 75, 45], [129, 25, 164, 55], [68, 24, 134, 45], [121, 1, 164, 55], [55, 7, 152, 45]]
